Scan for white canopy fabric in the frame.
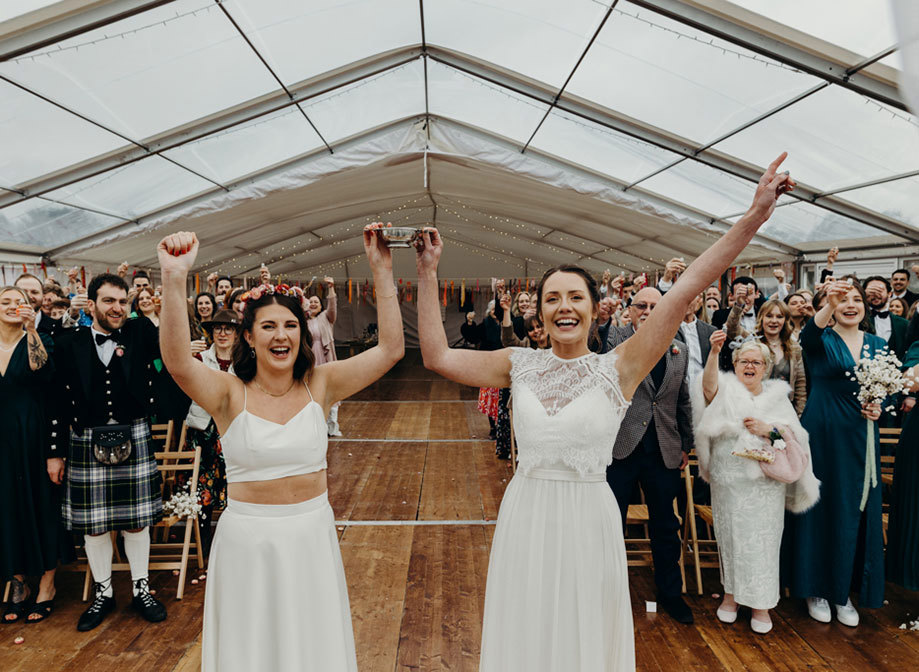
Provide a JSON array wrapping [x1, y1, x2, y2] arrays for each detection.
[[0, 0, 917, 282]]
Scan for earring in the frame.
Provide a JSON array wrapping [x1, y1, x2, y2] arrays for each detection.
[[250, 347, 256, 358]]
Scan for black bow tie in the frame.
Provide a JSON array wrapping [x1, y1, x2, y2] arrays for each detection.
[[872, 309, 889, 320], [95, 331, 120, 346]]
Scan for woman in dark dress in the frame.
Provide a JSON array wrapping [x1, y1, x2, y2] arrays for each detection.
[[886, 341, 919, 590], [0, 286, 72, 623], [784, 280, 886, 627]]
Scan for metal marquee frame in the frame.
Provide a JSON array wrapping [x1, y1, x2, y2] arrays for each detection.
[[0, 0, 916, 276]]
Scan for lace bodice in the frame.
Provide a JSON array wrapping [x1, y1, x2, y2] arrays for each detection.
[[509, 348, 630, 475]]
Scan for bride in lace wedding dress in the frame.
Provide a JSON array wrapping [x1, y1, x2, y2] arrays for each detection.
[[415, 155, 794, 671]]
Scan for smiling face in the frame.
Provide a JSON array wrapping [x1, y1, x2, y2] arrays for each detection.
[[834, 287, 866, 328], [244, 302, 301, 375], [892, 271, 910, 293], [196, 295, 214, 320], [217, 279, 233, 296], [539, 271, 597, 347], [88, 283, 128, 332], [0, 288, 28, 327], [137, 288, 155, 314], [515, 293, 531, 314], [307, 296, 322, 318], [526, 321, 545, 347], [733, 343, 768, 391], [760, 305, 786, 337], [890, 298, 907, 317]]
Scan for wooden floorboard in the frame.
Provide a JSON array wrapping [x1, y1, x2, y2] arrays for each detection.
[[3, 352, 918, 671], [341, 526, 414, 672]]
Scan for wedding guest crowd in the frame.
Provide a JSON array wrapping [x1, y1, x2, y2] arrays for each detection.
[[4, 244, 919, 642]]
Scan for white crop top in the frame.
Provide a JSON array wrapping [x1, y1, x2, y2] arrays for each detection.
[[220, 383, 328, 483]]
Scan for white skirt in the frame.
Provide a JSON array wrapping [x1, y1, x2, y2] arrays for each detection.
[[480, 468, 635, 672], [202, 493, 357, 672]]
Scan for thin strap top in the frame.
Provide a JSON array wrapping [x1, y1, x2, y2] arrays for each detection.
[[220, 381, 328, 483]]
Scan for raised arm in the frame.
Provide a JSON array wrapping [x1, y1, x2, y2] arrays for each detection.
[[323, 277, 337, 325], [158, 232, 236, 421], [415, 228, 511, 388], [18, 304, 50, 372], [311, 225, 404, 407], [614, 153, 794, 399], [702, 329, 727, 404]]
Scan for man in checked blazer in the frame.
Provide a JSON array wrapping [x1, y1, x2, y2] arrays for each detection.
[[599, 287, 695, 624]]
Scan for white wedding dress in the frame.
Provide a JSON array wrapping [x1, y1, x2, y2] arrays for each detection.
[[479, 348, 635, 671]]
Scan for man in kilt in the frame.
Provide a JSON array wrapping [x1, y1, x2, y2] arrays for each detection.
[[50, 273, 167, 631]]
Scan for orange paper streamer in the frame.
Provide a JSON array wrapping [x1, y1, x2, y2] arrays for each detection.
[[348, 279, 352, 304]]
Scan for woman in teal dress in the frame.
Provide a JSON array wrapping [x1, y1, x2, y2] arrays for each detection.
[[784, 280, 886, 627], [886, 341, 919, 590]]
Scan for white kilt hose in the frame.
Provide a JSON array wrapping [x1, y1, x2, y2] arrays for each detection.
[[62, 418, 163, 535]]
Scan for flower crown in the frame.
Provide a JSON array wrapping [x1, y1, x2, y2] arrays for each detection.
[[240, 283, 305, 309], [728, 333, 762, 351]]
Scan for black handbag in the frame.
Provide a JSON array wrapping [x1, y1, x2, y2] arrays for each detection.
[[91, 425, 133, 465]]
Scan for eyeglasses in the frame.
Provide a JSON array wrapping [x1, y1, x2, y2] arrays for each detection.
[[631, 302, 656, 312], [737, 359, 765, 369], [212, 325, 236, 334]]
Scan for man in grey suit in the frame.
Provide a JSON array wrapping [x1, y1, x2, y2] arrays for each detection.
[[599, 287, 695, 624]]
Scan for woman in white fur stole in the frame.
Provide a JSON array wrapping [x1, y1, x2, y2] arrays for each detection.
[[692, 332, 820, 634]]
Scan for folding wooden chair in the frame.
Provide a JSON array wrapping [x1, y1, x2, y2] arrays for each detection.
[[681, 454, 720, 595], [81, 443, 205, 601], [879, 427, 900, 545]]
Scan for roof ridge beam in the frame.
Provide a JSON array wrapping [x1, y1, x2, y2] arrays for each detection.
[[45, 118, 426, 260]]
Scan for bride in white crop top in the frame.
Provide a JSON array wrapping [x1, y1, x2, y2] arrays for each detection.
[[415, 155, 794, 671], [158, 227, 404, 672]]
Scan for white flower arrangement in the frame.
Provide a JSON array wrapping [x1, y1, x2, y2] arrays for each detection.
[[845, 346, 915, 413], [163, 484, 204, 520], [772, 439, 787, 451]]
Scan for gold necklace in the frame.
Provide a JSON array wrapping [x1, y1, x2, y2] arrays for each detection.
[[252, 378, 296, 397]]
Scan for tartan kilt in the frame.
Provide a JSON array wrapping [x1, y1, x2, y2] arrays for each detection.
[[62, 418, 163, 534]]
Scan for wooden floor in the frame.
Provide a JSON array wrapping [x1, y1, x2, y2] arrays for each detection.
[[3, 350, 918, 671]]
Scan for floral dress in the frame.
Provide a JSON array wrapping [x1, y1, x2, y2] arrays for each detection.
[[183, 354, 231, 511]]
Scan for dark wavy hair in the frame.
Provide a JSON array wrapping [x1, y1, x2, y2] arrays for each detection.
[[87, 273, 129, 301], [232, 293, 315, 383], [534, 265, 601, 350]]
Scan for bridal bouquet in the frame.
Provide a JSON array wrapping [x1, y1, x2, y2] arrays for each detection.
[[845, 345, 914, 413], [163, 484, 203, 520]]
